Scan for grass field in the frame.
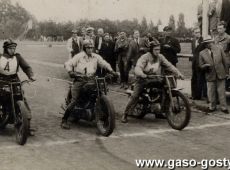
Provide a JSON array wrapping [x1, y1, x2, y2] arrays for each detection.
[[0, 41, 193, 79]]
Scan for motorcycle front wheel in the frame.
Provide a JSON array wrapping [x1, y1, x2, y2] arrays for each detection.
[[166, 90, 191, 130], [95, 95, 115, 137], [15, 101, 29, 145], [0, 105, 9, 129]]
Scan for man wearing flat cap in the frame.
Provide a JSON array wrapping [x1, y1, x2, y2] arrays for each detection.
[[85, 27, 96, 44], [66, 29, 82, 59], [199, 35, 229, 113], [160, 26, 181, 67]]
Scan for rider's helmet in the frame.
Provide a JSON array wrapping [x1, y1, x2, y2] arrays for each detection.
[[82, 39, 94, 51], [3, 39, 17, 49], [149, 38, 160, 52]]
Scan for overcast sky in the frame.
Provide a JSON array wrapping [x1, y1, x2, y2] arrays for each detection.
[[12, 0, 202, 27]]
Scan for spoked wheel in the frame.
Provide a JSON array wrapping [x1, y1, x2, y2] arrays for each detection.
[[96, 95, 115, 137], [166, 90, 191, 130], [15, 101, 29, 145], [131, 102, 148, 119], [0, 105, 9, 129]]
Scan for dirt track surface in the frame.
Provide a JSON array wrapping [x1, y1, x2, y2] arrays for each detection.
[[0, 42, 229, 170]]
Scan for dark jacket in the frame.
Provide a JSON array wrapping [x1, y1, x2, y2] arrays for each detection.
[[126, 38, 149, 65], [95, 36, 104, 53], [191, 37, 205, 71], [160, 36, 181, 65], [114, 38, 129, 63], [100, 40, 115, 63]]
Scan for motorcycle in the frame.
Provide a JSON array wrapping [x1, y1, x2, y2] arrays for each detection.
[[62, 74, 116, 137], [0, 79, 32, 145], [126, 75, 191, 130]]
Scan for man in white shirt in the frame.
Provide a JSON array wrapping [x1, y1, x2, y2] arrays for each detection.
[[66, 29, 82, 59], [61, 39, 117, 129]]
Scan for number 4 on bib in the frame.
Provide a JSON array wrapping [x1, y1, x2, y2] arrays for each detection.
[[4, 61, 10, 72]]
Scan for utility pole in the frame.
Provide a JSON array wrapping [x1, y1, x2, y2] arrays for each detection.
[[202, 0, 209, 38]]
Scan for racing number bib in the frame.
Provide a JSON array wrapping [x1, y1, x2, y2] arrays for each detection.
[[0, 56, 18, 75]]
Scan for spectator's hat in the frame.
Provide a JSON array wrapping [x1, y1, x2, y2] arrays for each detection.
[[104, 33, 109, 36], [202, 35, 214, 43], [86, 27, 94, 33], [163, 26, 173, 32], [149, 39, 160, 47], [71, 29, 78, 33]]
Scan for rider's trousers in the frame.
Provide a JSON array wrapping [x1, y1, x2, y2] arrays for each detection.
[[123, 78, 163, 116], [62, 81, 85, 120]]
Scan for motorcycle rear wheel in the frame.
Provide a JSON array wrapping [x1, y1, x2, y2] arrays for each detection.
[[15, 101, 29, 145], [166, 90, 191, 130], [95, 95, 115, 137]]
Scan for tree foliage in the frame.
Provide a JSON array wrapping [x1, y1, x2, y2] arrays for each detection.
[[0, 1, 193, 40], [0, 0, 33, 39], [168, 15, 176, 31]]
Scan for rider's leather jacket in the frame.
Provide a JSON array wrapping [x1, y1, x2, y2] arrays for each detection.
[[0, 53, 34, 81], [134, 52, 182, 78]]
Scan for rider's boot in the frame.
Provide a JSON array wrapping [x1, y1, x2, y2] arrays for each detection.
[[61, 119, 70, 129], [121, 114, 128, 123]]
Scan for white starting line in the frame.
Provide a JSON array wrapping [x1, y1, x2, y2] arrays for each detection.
[[0, 121, 230, 150]]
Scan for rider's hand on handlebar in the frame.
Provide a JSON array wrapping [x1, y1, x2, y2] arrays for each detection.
[[110, 71, 119, 77], [177, 73, 184, 80], [29, 76, 36, 82]]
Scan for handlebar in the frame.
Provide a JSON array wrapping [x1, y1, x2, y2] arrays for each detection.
[[0, 79, 34, 86]]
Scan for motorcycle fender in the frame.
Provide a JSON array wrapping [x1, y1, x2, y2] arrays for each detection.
[[172, 88, 183, 91], [125, 89, 133, 97]]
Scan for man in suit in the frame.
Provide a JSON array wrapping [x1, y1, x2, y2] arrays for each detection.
[[160, 26, 181, 66], [95, 28, 104, 54], [199, 36, 229, 113], [114, 32, 129, 88], [66, 29, 82, 59], [99, 33, 116, 79], [127, 30, 149, 67], [191, 27, 207, 100]]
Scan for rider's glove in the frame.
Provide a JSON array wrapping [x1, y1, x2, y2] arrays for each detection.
[[68, 71, 77, 78], [110, 71, 119, 77], [142, 74, 148, 79], [29, 76, 36, 82], [177, 73, 184, 80]]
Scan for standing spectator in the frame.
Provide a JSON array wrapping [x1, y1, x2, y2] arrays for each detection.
[[147, 33, 154, 43], [199, 36, 229, 113], [191, 27, 207, 100], [127, 30, 149, 67], [215, 21, 230, 62], [66, 29, 82, 59], [100, 33, 116, 80], [81, 27, 87, 38], [160, 26, 181, 66], [114, 32, 129, 88], [85, 27, 96, 45], [215, 21, 230, 91], [95, 28, 104, 54]]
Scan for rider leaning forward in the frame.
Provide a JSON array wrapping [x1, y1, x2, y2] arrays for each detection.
[[61, 39, 117, 129], [0, 39, 36, 134], [121, 39, 184, 123]]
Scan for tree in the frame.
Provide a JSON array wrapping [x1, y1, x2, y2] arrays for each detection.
[[140, 16, 148, 35], [0, 0, 32, 39], [176, 13, 186, 37], [168, 15, 176, 31], [157, 19, 162, 26]]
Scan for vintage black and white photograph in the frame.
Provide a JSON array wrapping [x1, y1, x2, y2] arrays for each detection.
[[0, 0, 230, 169]]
